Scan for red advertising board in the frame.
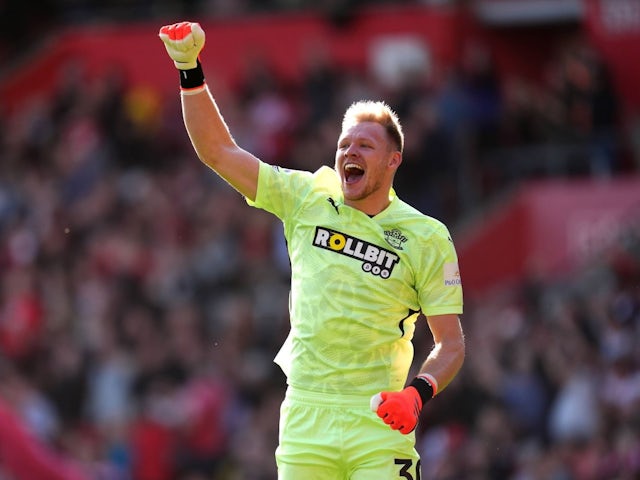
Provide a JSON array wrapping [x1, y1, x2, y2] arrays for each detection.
[[457, 177, 640, 296]]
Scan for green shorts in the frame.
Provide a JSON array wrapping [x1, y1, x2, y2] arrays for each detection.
[[276, 387, 422, 480]]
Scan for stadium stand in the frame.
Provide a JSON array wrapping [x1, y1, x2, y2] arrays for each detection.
[[0, 1, 639, 479]]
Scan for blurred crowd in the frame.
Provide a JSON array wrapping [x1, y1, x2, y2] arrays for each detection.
[[0, 0, 434, 70], [418, 221, 640, 480], [1, 11, 640, 480]]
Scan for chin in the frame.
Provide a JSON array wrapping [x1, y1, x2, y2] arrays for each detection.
[[343, 179, 365, 196], [342, 185, 360, 200]]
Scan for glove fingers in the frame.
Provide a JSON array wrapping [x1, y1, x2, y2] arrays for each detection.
[[190, 22, 205, 47], [374, 392, 418, 434], [375, 392, 395, 418], [174, 22, 192, 41], [163, 23, 180, 41], [159, 21, 204, 70], [159, 22, 203, 47]]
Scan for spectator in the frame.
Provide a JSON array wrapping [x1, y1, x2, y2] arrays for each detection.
[[0, 9, 638, 479]]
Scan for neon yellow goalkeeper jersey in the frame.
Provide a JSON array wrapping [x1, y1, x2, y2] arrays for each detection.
[[248, 163, 463, 396]]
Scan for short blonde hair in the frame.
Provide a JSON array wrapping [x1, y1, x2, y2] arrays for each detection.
[[342, 100, 404, 153]]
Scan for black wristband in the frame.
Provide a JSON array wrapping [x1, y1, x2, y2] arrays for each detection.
[[409, 376, 434, 406], [179, 60, 205, 90]]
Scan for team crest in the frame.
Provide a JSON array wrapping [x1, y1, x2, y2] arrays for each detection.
[[384, 228, 408, 250]]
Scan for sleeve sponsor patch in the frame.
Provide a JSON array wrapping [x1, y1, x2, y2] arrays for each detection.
[[443, 262, 462, 286]]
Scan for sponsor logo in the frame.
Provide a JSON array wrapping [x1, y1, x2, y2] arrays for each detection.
[[384, 228, 408, 250], [443, 262, 462, 286], [327, 197, 340, 214], [312, 226, 400, 278]]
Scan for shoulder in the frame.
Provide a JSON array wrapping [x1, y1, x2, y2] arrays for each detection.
[[252, 163, 341, 219], [291, 165, 341, 201], [392, 198, 451, 239], [261, 163, 337, 189], [312, 165, 341, 191]]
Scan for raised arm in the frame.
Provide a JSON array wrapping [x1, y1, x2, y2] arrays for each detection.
[[159, 22, 259, 200], [180, 89, 259, 200]]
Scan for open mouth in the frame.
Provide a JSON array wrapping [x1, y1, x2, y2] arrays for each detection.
[[344, 163, 365, 184]]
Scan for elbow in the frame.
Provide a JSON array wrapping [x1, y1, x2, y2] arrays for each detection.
[[194, 146, 222, 170]]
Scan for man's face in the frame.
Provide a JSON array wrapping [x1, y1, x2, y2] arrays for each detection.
[[335, 121, 401, 213]]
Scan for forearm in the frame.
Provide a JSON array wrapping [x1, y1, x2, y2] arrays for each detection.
[[417, 337, 465, 394], [181, 87, 237, 169], [418, 313, 465, 394], [159, 21, 259, 199], [181, 86, 259, 199], [372, 328, 464, 434]]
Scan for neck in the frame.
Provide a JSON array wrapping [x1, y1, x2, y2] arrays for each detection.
[[345, 197, 391, 216]]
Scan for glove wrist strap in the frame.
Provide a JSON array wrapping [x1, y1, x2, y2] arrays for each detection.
[[409, 374, 436, 406], [179, 60, 205, 92]]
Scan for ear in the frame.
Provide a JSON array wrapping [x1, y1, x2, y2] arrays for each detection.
[[389, 151, 402, 169]]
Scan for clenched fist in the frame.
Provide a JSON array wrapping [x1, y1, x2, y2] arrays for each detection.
[[158, 21, 205, 70]]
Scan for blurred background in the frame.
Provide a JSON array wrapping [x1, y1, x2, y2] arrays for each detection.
[[0, 0, 639, 479]]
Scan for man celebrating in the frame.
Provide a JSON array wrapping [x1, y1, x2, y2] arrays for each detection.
[[159, 21, 465, 480]]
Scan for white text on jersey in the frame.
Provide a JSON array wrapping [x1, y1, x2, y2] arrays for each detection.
[[313, 226, 400, 278]]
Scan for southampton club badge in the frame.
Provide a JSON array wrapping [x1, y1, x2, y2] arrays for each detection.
[[384, 228, 408, 250]]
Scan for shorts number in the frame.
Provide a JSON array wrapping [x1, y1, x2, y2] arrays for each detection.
[[395, 458, 421, 480]]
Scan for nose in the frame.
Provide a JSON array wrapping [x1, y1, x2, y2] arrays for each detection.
[[344, 143, 357, 157]]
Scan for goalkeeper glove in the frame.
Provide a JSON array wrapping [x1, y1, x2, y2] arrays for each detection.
[[158, 21, 205, 70], [371, 374, 436, 435]]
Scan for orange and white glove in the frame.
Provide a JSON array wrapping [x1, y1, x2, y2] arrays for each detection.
[[371, 374, 437, 435], [158, 21, 205, 70]]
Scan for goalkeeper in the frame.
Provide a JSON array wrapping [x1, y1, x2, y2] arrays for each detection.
[[159, 22, 465, 480]]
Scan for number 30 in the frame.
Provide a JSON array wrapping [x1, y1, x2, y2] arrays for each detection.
[[395, 458, 421, 480]]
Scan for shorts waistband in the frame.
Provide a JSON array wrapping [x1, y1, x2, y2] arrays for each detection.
[[285, 386, 374, 408]]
